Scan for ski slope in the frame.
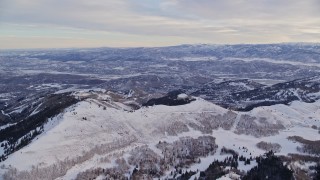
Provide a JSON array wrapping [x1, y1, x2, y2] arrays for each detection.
[[1, 95, 320, 179]]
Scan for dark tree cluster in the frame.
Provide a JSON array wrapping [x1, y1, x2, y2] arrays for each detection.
[[220, 146, 238, 157], [157, 136, 218, 171], [288, 136, 320, 156], [76, 167, 129, 180], [199, 155, 239, 180], [239, 155, 252, 165], [243, 151, 294, 180], [312, 164, 320, 180], [143, 90, 195, 107], [178, 170, 197, 180]]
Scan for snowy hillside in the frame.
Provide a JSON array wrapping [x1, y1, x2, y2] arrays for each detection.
[[1, 91, 319, 179], [1, 44, 320, 179]]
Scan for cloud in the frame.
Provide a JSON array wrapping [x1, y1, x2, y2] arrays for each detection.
[[0, 0, 319, 48]]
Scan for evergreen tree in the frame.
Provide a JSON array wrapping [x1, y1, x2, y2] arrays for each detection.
[[243, 151, 293, 180], [314, 164, 320, 180]]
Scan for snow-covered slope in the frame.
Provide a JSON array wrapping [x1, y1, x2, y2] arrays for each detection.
[[1, 93, 319, 179], [2, 98, 226, 169]]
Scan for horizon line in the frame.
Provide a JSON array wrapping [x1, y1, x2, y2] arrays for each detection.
[[1, 42, 319, 51]]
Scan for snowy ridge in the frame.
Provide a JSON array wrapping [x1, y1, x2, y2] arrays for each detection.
[[1, 93, 319, 179]]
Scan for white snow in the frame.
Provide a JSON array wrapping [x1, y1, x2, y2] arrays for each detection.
[[177, 93, 188, 100], [127, 90, 134, 98], [164, 56, 218, 62], [1, 110, 10, 118], [0, 123, 16, 131], [41, 83, 63, 88], [0, 93, 12, 98], [1, 96, 320, 178], [29, 103, 43, 117], [113, 67, 125, 70], [216, 172, 240, 180], [229, 82, 254, 90], [1, 98, 227, 171], [225, 57, 320, 68], [9, 104, 28, 114]]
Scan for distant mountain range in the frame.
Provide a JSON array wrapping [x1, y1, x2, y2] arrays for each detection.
[[0, 44, 319, 179]]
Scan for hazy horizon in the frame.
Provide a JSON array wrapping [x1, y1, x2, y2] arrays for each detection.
[[1, 42, 320, 51], [0, 0, 319, 49]]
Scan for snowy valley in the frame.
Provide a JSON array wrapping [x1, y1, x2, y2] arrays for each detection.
[[0, 44, 319, 180]]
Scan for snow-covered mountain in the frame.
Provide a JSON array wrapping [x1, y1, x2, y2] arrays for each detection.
[[191, 75, 320, 111], [0, 44, 320, 179], [0, 89, 319, 179]]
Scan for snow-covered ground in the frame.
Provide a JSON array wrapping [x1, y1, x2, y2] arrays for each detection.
[[1, 96, 319, 179], [164, 56, 218, 62], [225, 57, 320, 68]]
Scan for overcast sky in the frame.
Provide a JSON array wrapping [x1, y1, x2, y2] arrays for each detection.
[[0, 0, 319, 49]]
